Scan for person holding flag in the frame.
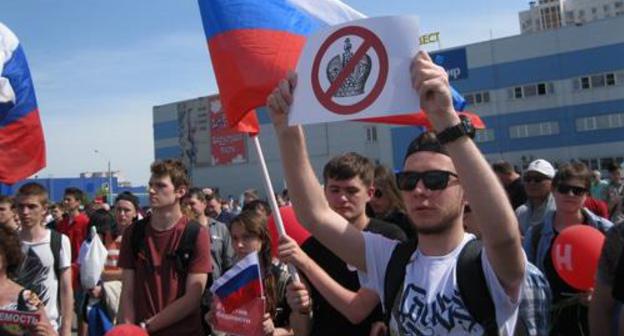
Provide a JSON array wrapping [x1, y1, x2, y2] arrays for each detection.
[[206, 210, 310, 335]]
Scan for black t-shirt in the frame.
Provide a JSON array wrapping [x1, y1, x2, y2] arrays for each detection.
[[300, 218, 405, 336], [543, 231, 588, 336], [506, 177, 527, 210], [381, 210, 414, 239]]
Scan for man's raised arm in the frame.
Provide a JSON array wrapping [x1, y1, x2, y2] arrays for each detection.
[[266, 72, 366, 271], [412, 51, 525, 295]]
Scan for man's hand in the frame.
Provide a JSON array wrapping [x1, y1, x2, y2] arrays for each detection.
[[278, 235, 309, 270], [266, 71, 298, 132], [286, 281, 311, 314], [410, 51, 459, 131]]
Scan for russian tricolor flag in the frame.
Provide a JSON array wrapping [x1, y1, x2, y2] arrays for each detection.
[[0, 23, 46, 184], [211, 251, 264, 313], [198, 0, 364, 133]]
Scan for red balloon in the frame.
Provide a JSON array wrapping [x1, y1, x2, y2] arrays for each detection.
[[551, 224, 606, 291], [105, 324, 148, 336], [267, 206, 310, 256]]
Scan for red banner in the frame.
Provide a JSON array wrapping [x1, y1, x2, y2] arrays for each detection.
[[209, 96, 248, 166], [213, 297, 264, 336]]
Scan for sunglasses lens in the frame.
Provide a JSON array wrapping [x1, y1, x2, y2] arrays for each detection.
[[396, 171, 453, 191], [422, 171, 450, 190], [397, 173, 417, 191], [558, 185, 587, 196]]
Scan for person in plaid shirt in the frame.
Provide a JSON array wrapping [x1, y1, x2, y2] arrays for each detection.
[[464, 204, 551, 335]]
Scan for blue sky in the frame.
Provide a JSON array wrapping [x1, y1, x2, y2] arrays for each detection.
[[2, 0, 527, 185]]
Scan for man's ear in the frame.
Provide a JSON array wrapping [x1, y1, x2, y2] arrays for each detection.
[[176, 185, 188, 200]]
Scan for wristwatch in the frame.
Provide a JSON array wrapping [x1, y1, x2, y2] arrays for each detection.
[[436, 115, 476, 144]]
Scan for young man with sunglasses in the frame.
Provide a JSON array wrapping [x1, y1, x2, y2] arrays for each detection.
[[515, 159, 557, 235], [523, 162, 613, 336], [267, 51, 526, 335]]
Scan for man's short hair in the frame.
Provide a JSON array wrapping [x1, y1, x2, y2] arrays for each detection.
[[17, 182, 49, 206], [150, 159, 190, 190], [492, 161, 515, 175], [187, 187, 206, 203], [0, 195, 14, 208], [64, 187, 84, 203], [553, 162, 592, 190], [114, 191, 140, 212], [608, 162, 622, 173], [403, 131, 449, 164], [243, 189, 259, 200], [323, 152, 375, 186]]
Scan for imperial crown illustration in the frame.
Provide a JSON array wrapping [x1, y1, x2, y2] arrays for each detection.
[[326, 38, 372, 97]]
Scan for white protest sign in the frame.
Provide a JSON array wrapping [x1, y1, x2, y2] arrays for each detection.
[[289, 16, 420, 126]]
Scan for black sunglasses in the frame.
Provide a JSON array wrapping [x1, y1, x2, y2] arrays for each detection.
[[373, 189, 383, 198], [556, 184, 587, 196], [395, 170, 458, 191], [523, 175, 549, 183]]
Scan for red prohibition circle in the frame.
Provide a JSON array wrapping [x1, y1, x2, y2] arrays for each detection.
[[311, 26, 389, 115]]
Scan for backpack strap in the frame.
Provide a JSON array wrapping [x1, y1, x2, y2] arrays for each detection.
[[172, 221, 201, 274], [383, 239, 417, 325], [130, 219, 152, 272], [612, 226, 624, 302], [49, 229, 62, 280], [457, 239, 498, 336]]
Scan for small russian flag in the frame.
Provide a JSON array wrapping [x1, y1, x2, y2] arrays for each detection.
[[211, 251, 264, 313]]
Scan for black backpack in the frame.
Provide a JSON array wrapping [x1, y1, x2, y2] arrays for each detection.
[[383, 238, 499, 336], [130, 218, 201, 275]]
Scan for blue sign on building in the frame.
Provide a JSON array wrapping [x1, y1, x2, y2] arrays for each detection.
[[431, 48, 468, 81]]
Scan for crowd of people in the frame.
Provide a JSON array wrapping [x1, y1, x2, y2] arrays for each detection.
[[0, 52, 623, 336]]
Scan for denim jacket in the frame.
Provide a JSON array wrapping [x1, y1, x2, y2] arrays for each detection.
[[524, 207, 613, 271]]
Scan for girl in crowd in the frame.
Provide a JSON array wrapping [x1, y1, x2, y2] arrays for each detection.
[[525, 162, 613, 336], [206, 210, 307, 335], [0, 226, 57, 336], [368, 164, 413, 237]]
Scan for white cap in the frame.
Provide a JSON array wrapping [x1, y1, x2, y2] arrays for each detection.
[[526, 159, 555, 179]]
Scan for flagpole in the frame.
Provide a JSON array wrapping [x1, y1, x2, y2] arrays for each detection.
[[251, 135, 300, 282]]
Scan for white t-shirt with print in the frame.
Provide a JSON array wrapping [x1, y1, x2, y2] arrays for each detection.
[[358, 232, 525, 335], [18, 229, 71, 330]]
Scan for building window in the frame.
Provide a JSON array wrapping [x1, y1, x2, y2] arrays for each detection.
[[509, 82, 554, 100], [509, 121, 559, 138], [591, 74, 606, 88], [576, 112, 624, 132], [475, 129, 495, 143], [465, 91, 491, 105], [365, 126, 378, 143], [576, 72, 621, 91]]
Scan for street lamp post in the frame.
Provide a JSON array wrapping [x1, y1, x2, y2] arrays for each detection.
[[94, 149, 113, 205]]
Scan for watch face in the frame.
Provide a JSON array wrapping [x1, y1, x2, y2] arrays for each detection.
[[461, 116, 476, 138]]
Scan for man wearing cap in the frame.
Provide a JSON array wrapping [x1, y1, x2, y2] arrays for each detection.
[[515, 159, 556, 235]]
